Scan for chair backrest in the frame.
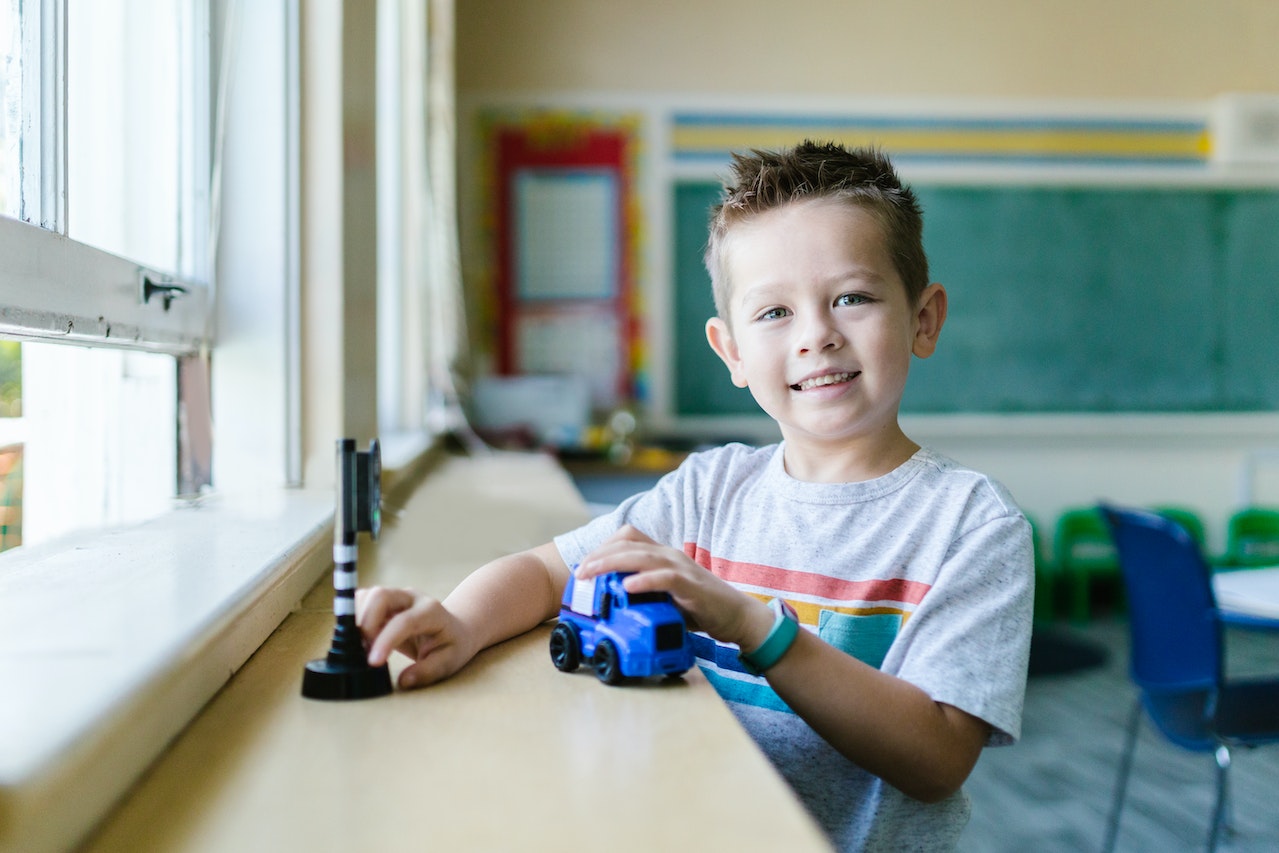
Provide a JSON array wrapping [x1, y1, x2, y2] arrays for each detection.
[[1226, 506, 1279, 567], [1055, 507, 1119, 570], [1153, 505, 1206, 549], [1100, 504, 1222, 693]]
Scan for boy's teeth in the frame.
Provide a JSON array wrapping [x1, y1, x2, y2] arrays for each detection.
[[795, 372, 856, 391]]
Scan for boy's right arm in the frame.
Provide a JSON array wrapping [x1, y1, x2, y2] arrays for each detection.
[[356, 541, 571, 689]]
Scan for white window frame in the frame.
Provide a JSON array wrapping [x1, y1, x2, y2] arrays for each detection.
[[0, 4, 328, 853], [0, 0, 450, 847], [4, 0, 211, 352], [0, 216, 210, 351]]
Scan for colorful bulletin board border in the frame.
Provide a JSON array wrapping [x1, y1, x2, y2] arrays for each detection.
[[477, 110, 647, 405], [671, 112, 1212, 169]]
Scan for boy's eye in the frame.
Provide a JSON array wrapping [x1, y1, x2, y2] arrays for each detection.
[[757, 306, 790, 321], [835, 293, 869, 307]]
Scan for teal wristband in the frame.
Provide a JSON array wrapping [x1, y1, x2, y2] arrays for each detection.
[[738, 598, 799, 676]]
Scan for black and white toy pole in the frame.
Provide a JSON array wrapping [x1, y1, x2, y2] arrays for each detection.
[[301, 438, 393, 700]]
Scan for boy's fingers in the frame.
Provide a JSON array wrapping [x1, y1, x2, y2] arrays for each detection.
[[397, 649, 454, 690], [356, 586, 407, 630], [369, 597, 446, 666], [578, 541, 667, 577], [621, 567, 678, 593], [368, 606, 421, 666]]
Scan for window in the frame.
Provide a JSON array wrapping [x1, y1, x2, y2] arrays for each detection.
[[1, 4, 457, 849], [0, 0, 211, 549], [66, 0, 207, 278], [1, 3, 313, 850], [1, 0, 19, 218]]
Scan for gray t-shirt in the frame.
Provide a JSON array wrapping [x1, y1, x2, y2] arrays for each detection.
[[555, 443, 1033, 851]]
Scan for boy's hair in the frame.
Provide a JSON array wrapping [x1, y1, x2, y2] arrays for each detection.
[[704, 141, 930, 318]]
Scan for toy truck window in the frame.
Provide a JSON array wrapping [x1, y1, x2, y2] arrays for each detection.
[[569, 574, 597, 615], [627, 591, 665, 605]]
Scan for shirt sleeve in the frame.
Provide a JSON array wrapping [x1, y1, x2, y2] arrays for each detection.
[[887, 511, 1035, 746], [553, 464, 691, 569]]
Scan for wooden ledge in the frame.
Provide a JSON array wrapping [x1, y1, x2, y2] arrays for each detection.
[[80, 450, 830, 852]]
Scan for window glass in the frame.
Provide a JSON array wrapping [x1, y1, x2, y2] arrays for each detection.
[[0, 340, 20, 552], [66, 0, 196, 275], [0, 0, 18, 219], [0, 0, 206, 556], [0, 341, 176, 551]]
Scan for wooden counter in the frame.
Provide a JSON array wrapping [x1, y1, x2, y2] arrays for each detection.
[[81, 451, 831, 852]]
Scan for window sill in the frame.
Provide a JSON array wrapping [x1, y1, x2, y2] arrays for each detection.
[[0, 431, 438, 853]]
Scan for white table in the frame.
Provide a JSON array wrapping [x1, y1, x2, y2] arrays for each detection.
[[1214, 566, 1279, 627]]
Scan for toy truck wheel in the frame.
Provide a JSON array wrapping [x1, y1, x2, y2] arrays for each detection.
[[594, 638, 625, 685], [549, 622, 581, 672]]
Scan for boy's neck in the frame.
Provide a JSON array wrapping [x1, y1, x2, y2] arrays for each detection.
[[779, 425, 921, 484]]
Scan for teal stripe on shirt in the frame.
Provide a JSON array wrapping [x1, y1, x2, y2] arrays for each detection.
[[698, 664, 795, 714]]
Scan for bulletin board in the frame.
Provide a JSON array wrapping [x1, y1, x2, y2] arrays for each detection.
[[673, 180, 1279, 415], [490, 119, 640, 409]]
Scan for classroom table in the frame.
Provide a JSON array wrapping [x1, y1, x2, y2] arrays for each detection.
[[79, 450, 832, 852], [1214, 566, 1279, 628]]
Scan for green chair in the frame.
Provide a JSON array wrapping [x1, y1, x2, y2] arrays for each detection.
[[1055, 507, 1121, 623], [1224, 507, 1279, 568], [1027, 514, 1057, 621]]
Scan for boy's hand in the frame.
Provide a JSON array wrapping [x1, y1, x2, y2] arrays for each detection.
[[355, 586, 479, 689], [576, 525, 774, 652]]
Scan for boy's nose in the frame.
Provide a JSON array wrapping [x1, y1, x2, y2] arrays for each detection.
[[797, 314, 844, 354]]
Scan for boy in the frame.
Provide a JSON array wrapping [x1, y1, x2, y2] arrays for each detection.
[[357, 141, 1033, 851]]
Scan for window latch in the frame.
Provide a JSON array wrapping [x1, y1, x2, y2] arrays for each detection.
[[140, 273, 189, 312]]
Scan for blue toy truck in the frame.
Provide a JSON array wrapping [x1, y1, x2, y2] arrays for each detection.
[[549, 570, 694, 685]]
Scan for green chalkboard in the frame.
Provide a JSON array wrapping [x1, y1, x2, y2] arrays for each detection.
[[672, 181, 1279, 415]]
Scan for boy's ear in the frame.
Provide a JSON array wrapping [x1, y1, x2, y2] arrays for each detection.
[[912, 282, 948, 359], [706, 317, 749, 388]]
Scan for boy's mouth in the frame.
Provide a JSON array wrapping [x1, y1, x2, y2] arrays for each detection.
[[790, 371, 860, 391]]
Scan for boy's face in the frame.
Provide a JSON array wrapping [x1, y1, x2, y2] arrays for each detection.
[[706, 197, 945, 454]]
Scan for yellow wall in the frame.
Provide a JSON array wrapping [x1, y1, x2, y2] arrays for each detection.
[[452, 0, 1279, 562], [457, 0, 1279, 98]]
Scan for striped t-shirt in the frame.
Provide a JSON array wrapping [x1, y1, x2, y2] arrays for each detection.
[[554, 443, 1033, 851]]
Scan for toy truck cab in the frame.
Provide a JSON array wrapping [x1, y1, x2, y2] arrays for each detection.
[[549, 570, 694, 685]]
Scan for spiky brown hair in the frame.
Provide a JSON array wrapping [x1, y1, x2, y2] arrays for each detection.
[[704, 141, 930, 318]]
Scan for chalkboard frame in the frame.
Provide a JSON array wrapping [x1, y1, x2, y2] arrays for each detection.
[[672, 180, 1279, 416]]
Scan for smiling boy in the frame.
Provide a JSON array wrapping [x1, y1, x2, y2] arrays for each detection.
[[357, 142, 1034, 851]]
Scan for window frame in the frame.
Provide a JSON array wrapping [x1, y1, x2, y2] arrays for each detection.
[[5, 0, 212, 349], [0, 1, 452, 849], [0, 215, 210, 353], [0, 3, 309, 852]]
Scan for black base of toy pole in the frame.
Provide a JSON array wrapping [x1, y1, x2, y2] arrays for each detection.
[[301, 621, 392, 701]]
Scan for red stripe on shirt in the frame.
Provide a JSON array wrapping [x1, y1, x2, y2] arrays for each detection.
[[684, 543, 930, 605]]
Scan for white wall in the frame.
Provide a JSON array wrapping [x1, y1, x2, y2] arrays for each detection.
[[913, 416, 1279, 558]]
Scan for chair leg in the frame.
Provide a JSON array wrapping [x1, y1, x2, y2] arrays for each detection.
[[1102, 697, 1142, 853], [1208, 744, 1232, 852], [1034, 566, 1055, 621], [1070, 569, 1090, 623]]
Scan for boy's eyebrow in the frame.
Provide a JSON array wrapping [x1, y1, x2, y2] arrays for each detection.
[[735, 267, 889, 303]]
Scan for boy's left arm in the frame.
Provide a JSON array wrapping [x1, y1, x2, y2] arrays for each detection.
[[757, 628, 989, 803]]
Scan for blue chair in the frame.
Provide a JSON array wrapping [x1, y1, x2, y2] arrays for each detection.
[[1152, 505, 1206, 551], [1099, 504, 1279, 852]]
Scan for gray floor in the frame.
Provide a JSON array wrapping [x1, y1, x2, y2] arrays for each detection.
[[959, 619, 1279, 853]]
